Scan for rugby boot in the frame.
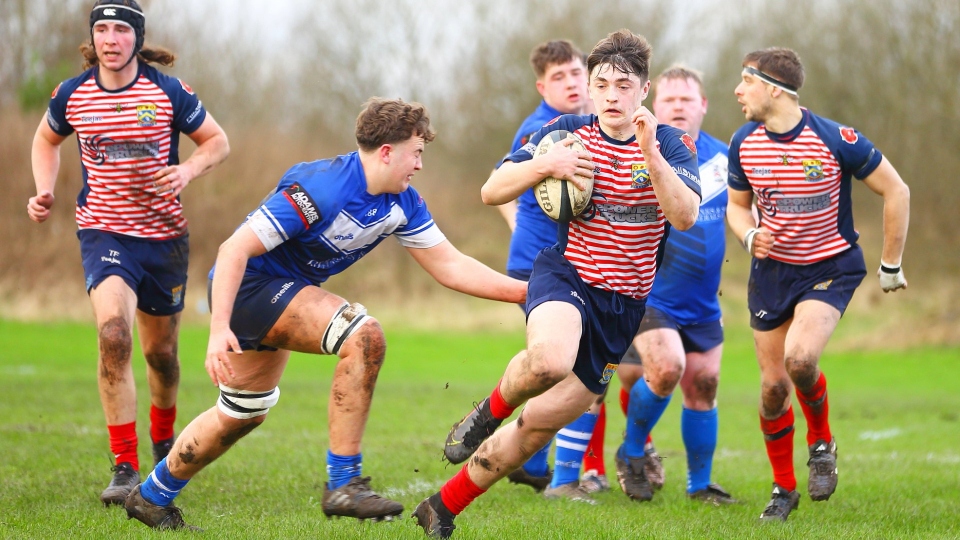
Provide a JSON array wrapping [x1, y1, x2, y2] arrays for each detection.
[[125, 484, 201, 530], [759, 483, 801, 522], [412, 493, 456, 539], [644, 441, 665, 491], [506, 467, 552, 492], [100, 462, 140, 507], [807, 438, 838, 501], [687, 483, 739, 506], [152, 436, 175, 467], [579, 469, 611, 493], [615, 446, 653, 502], [322, 476, 403, 521], [543, 481, 597, 504], [444, 398, 502, 464]]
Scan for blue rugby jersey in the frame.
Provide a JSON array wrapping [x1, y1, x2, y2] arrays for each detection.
[[646, 131, 728, 325], [211, 152, 445, 284]]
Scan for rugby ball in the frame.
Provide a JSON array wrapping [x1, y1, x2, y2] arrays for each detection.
[[532, 130, 594, 222]]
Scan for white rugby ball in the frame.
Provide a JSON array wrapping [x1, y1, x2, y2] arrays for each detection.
[[532, 130, 594, 222]]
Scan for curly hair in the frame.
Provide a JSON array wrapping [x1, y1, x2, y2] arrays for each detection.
[[355, 98, 436, 152]]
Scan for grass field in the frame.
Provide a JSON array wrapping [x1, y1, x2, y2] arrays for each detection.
[[2, 319, 959, 539]]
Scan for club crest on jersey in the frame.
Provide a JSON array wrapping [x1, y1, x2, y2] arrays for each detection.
[[114, 103, 124, 113], [178, 79, 195, 95], [137, 104, 157, 126], [680, 133, 697, 155], [839, 126, 858, 144], [283, 184, 321, 228], [599, 363, 619, 385], [780, 153, 792, 165], [813, 279, 833, 291], [631, 164, 651, 188], [802, 159, 824, 182], [170, 284, 184, 305]]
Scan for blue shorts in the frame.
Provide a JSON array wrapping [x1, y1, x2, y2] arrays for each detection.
[[526, 247, 646, 394], [207, 273, 310, 351], [748, 245, 867, 331], [620, 307, 724, 365], [78, 229, 189, 316]]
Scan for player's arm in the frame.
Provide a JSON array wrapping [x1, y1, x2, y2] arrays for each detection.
[[727, 187, 773, 259], [481, 139, 593, 206], [205, 224, 268, 386], [28, 115, 68, 223], [861, 156, 910, 292], [406, 239, 526, 304], [154, 113, 230, 200], [633, 107, 698, 230]]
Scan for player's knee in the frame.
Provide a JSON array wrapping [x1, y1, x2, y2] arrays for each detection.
[[523, 345, 569, 388], [342, 317, 386, 369], [98, 316, 132, 369], [685, 371, 719, 404], [784, 353, 819, 390], [144, 346, 179, 388], [760, 379, 791, 417], [217, 384, 279, 424], [322, 302, 374, 356], [651, 359, 684, 392]]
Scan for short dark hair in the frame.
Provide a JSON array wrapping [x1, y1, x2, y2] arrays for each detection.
[[742, 47, 804, 92], [587, 29, 653, 83], [654, 64, 705, 98], [529, 39, 586, 79], [355, 98, 436, 152]]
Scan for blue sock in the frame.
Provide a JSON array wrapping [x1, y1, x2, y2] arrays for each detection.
[[550, 412, 598, 488], [522, 439, 552, 477], [682, 407, 718, 493], [326, 450, 362, 489], [140, 457, 189, 507], [623, 378, 671, 457]]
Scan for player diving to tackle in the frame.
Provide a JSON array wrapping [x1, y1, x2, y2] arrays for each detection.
[[123, 98, 527, 530]]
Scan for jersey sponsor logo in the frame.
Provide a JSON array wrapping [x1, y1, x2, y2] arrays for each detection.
[[595, 203, 659, 223], [186, 101, 203, 124], [570, 290, 586, 306], [756, 187, 782, 217], [839, 126, 858, 144], [775, 193, 831, 214], [334, 233, 354, 241], [270, 281, 295, 304], [83, 136, 160, 163], [178, 79, 195, 95], [100, 249, 122, 265], [282, 184, 321, 228], [51, 83, 62, 98], [630, 164, 650, 188], [599, 362, 619, 385], [136, 104, 157, 126], [170, 284, 184, 305], [46, 109, 61, 132], [674, 166, 701, 186], [780, 153, 792, 165], [813, 279, 833, 291], [680, 133, 697, 155], [802, 159, 824, 182], [80, 115, 104, 123], [754, 309, 768, 318], [752, 167, 773, 176]]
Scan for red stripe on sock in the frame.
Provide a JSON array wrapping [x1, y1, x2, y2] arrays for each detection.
[[150, 405, 176, 443], [583, 403, 606, 474], [439, 465, 487, 515], [796, 372, 831, 446], [489, 381, 516, 420], [619, 387, 629, 416], [760, 407, 796, 491], [108, 421, 139, 470]]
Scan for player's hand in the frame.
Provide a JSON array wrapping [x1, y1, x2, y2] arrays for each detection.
[[205, 326, 241, 386], [744, 227, 774, 259], [545, 138, 594, 190], [27, 191, 55, 223], [878, 263, 908, 293], [631, 106, 658, 153], [153, 164, 195, 201]]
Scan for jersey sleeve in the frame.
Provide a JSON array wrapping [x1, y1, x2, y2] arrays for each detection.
[[46, 80, 77, 136], [658, 126, 702, 199], [831, 125, 882, 180], [502, 114, 591, 165], [159, 74, 207, 134], [244, 178, 321, 252], [393, 188, 446, 248], [726, 124, 754, 191]]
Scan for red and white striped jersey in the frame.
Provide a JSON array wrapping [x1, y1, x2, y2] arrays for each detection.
[[47, 63, 208, 240], [728, 108, 882, 265], [509, 114, 701, 300]]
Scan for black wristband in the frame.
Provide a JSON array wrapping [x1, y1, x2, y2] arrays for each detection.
[[880, 264, 900, 274]]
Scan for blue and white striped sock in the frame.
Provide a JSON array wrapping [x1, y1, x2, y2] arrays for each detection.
[[550, 412, 598, 488], [140, 458, 189, 507], [326, 450, 362, 489]]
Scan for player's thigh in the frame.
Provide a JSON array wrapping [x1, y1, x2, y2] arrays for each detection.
[[222, 348, 292, 391], [136, 310, 182, 357], [521, 373, 601, 432], [261, 286, 359, 355], [89, 275, 138, 328], [525, 300, 582, 372], [753, 322, 790, 384], [635, 327, 685, 378], [784, 299, 841, 363]]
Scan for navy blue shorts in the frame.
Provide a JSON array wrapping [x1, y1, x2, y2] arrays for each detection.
[[78, 229, 189, 316], [207, 273, 310, 351], [526, 247, 646, 394], [620, 307, 724, 364], [748, 245, 867, 331]]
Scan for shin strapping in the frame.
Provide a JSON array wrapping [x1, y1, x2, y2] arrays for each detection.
[[321, 302, 371, 355], [217, 385, 280, 419]]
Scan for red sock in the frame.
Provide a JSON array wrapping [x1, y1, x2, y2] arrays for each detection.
[[150, 405, 177, 443], [489, 381, 516, 420], [108, 421, 139, 470], [760, 407, 796, 491], [646, 433, 653, 446], [619, 387, 630, 416], [583, 403, 606, 474], [439, 465, 487, 515], [796, 372, 831, 446]]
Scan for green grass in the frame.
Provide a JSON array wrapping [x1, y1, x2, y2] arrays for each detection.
[[1, 319, 959, 539]]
